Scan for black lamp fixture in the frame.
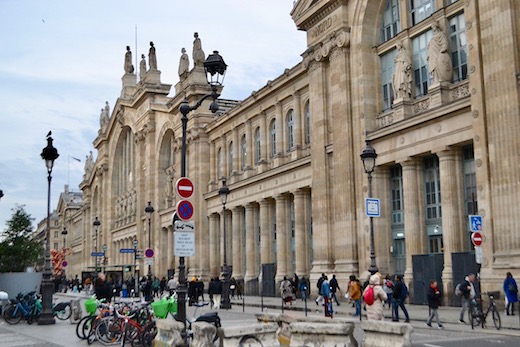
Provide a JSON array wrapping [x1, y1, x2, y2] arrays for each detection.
[[61, 227, 68, 248], [93, 217, 101, 271], [38, 132, 59, 325], [176, 50, 227, 340], [360, 140, 379, 275], [144, 201, 154, 276]]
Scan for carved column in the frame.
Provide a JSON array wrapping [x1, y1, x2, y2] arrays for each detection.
[[231, 206, 244, 279], [246, 120, 253, 170], [438, 149, 462, 297], [275, 102, 283, 157], [401, 160, 422, 281], [209, 214, 220, 277], [293, 91, 302, 149], [244, 203, 259, 293], [293, 189, 308, 276], [209, 141, 215, 184], [261, 112, 268, 163], [259, 199, 274, 265], [232, 127, 239, 176], [275, 194, 289, 282]]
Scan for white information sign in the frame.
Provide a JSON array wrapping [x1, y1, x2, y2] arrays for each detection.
[[174, 231, 195, 257], [144, 258, 154, 265], [475, 246, 483, 264], [365, 198, 381, 217]]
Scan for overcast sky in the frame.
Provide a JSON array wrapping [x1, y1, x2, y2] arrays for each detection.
[[0, 0, 307, 231]]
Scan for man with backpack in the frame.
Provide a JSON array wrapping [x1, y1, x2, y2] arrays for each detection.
[[315, 273, 326, 305], [457, 273, 476, 323], [392, 275, 410, 322]]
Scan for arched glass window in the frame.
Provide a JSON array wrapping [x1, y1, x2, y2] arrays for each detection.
[[228, 142, 234, 176], [254, 127, 261, 164], [286, 109, 294, 151], [381, 0, 400, 43], [304, 101, 310, 145], [217, 147, 222, 179], [240, 134, 247, 170], [269, 119, 276, 158]]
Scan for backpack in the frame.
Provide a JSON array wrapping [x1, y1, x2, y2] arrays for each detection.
[[401, 283, 409, 300], [454, 283, 462, 297], [363, 285, 375, 305]]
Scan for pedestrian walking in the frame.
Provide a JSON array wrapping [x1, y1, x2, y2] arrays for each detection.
[[167, 276, 177, 296], [315, 273, 326, 306], [299, 277, 309, 301], [383, 274, 394, 309], [280, 276, 294, 308], [364, 273, 387, 320], [426, 280, 443, 329], [503, 272, 518, 315], [458, 273, 476, 323], [209, 277, 222, 309], [330, 274, 341, 305], [321, 275, 333, 318], [159, 276, 167, 296], [392, 275, 410, 322], [347, 275, 362, 317]]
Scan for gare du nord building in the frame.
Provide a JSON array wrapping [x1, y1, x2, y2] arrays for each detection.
[[58, 0, 520, 304]]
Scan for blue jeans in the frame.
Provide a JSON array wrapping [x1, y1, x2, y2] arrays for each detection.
[[354, 299, 361, 316], [393, 299, 409, 321]]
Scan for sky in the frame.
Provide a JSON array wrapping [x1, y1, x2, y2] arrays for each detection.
[[0, 0, 307, 232]]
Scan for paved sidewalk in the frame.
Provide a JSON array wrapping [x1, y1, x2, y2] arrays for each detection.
[[229, 294, 520, 336]]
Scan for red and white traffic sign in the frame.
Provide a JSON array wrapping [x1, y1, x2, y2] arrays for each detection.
[[471, 232, 483, 247], [145, 248, 155, 258], [176, 177, 194, 199]]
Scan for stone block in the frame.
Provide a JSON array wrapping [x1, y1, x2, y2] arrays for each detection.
[[219, 322, 279, 347], [191, 322, 217, 347], [154, 319, 185, 347], [289, 322, 357, 347], [360, 320, 413, 347]]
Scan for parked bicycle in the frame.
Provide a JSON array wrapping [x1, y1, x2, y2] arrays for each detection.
[[469, 291, 501, 330], [3, 291, 40, 324]]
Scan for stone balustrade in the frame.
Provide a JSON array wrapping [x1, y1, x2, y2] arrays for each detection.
[[219, 322, 279, 347], [361, 320, 413, 347]]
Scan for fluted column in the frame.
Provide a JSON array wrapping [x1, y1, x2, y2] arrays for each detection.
[[246, 120, 253, 169], [232, 206, 244, 279], [275, 102, 283, 157], [209, 141, 215, 183], [209, 214, 219, 277], [259, 199, 274, 265], [232, 128, 239, 176], [275, 194, 289, 282], [438, 149, 462, 295], [293, 189, 307, 276], [244, 204, 258, 293], [221, 135, 228, 179], [401, 160, 422, 281], [261, 113, 268, 162]]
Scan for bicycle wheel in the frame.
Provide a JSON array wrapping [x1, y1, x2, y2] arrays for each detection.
[[3, 305, 22, 325], [96, 316, 123, 345], [135, 321, 156, 347], [492, 307, 501, 330], [56, 303, 72, 320], [77, 315, 95, 340]]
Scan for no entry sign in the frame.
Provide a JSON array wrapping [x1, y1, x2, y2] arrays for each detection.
[[471, 232, 483, 247], [176, 200, 194, 221], [176, 177, 194, 199]]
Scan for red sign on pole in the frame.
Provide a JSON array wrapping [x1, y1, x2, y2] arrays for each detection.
[[176, 177, 194, 199], [176, 200, 194, 221], [471, 232, 483, 247]]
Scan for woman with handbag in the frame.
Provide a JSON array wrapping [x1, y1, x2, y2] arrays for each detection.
[[503, 272, 518, 315]]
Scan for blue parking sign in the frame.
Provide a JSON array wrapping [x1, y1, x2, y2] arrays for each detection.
[[469, 215, 482, 232]]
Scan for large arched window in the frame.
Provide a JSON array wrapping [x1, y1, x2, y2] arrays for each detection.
[[286, 109, 294, 151], [240, 134, 247, 170], [228, 142, 234, 176], [381, 0, 400, 43], [304, 101, 310, 145], [254, 127, 261, 164], [269, 119, 276, 158]]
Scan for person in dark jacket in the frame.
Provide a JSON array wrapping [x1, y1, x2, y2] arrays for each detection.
[[426, 280, 443, 329], [392, 275, 410, 322], [503, 272, 518, 315], [209, 277, 223, 309], [458, 274, 475, 323], [94, 273, 110, 301]]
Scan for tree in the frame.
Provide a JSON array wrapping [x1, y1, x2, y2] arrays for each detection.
[[0, 205, 43, 272]]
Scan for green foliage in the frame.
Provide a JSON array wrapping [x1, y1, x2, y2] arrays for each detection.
[[0, 205, 43, 272]]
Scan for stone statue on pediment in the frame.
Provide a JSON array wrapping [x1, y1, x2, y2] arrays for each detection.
[[393, 41, 412, 99], [124, 46, 134, 74], [100, 101, 110, 128], [192, 32, 206, 67], [139, 54, 146, 80], [428, 21, 452, 84], [149, 41, 157, 71], [178, 47, 189, 80]]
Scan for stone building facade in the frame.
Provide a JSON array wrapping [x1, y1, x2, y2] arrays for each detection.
[[52, 0, 519, 302]]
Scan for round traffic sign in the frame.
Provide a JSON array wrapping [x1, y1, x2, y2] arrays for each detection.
[[145, 248, 155, 258], [176, 177, 194, 199], [471, 232, 483, 247], [62, 261, 68, 268], [176, 200, 194, 221]]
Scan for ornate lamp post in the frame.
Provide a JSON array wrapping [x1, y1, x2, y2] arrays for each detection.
[[133, 237, 138, 297], [360, 140, 379, 274], [144, 201, 154, 276], [218, 179, 231, 309], [39, 132, 59, 325], [93, 217, 101, 272], [176, 50, 227, 338]]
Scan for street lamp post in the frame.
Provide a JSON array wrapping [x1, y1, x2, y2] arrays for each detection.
[[360, 140, 379, 275], [145, 201, 154, 276], [218, 179, 231, 309], [93, 217, 101, 272], [133, 237, 138, 297], [62, 227, 68, 249], [39, 132, 59, 325], [176, 50, 227, 338]]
